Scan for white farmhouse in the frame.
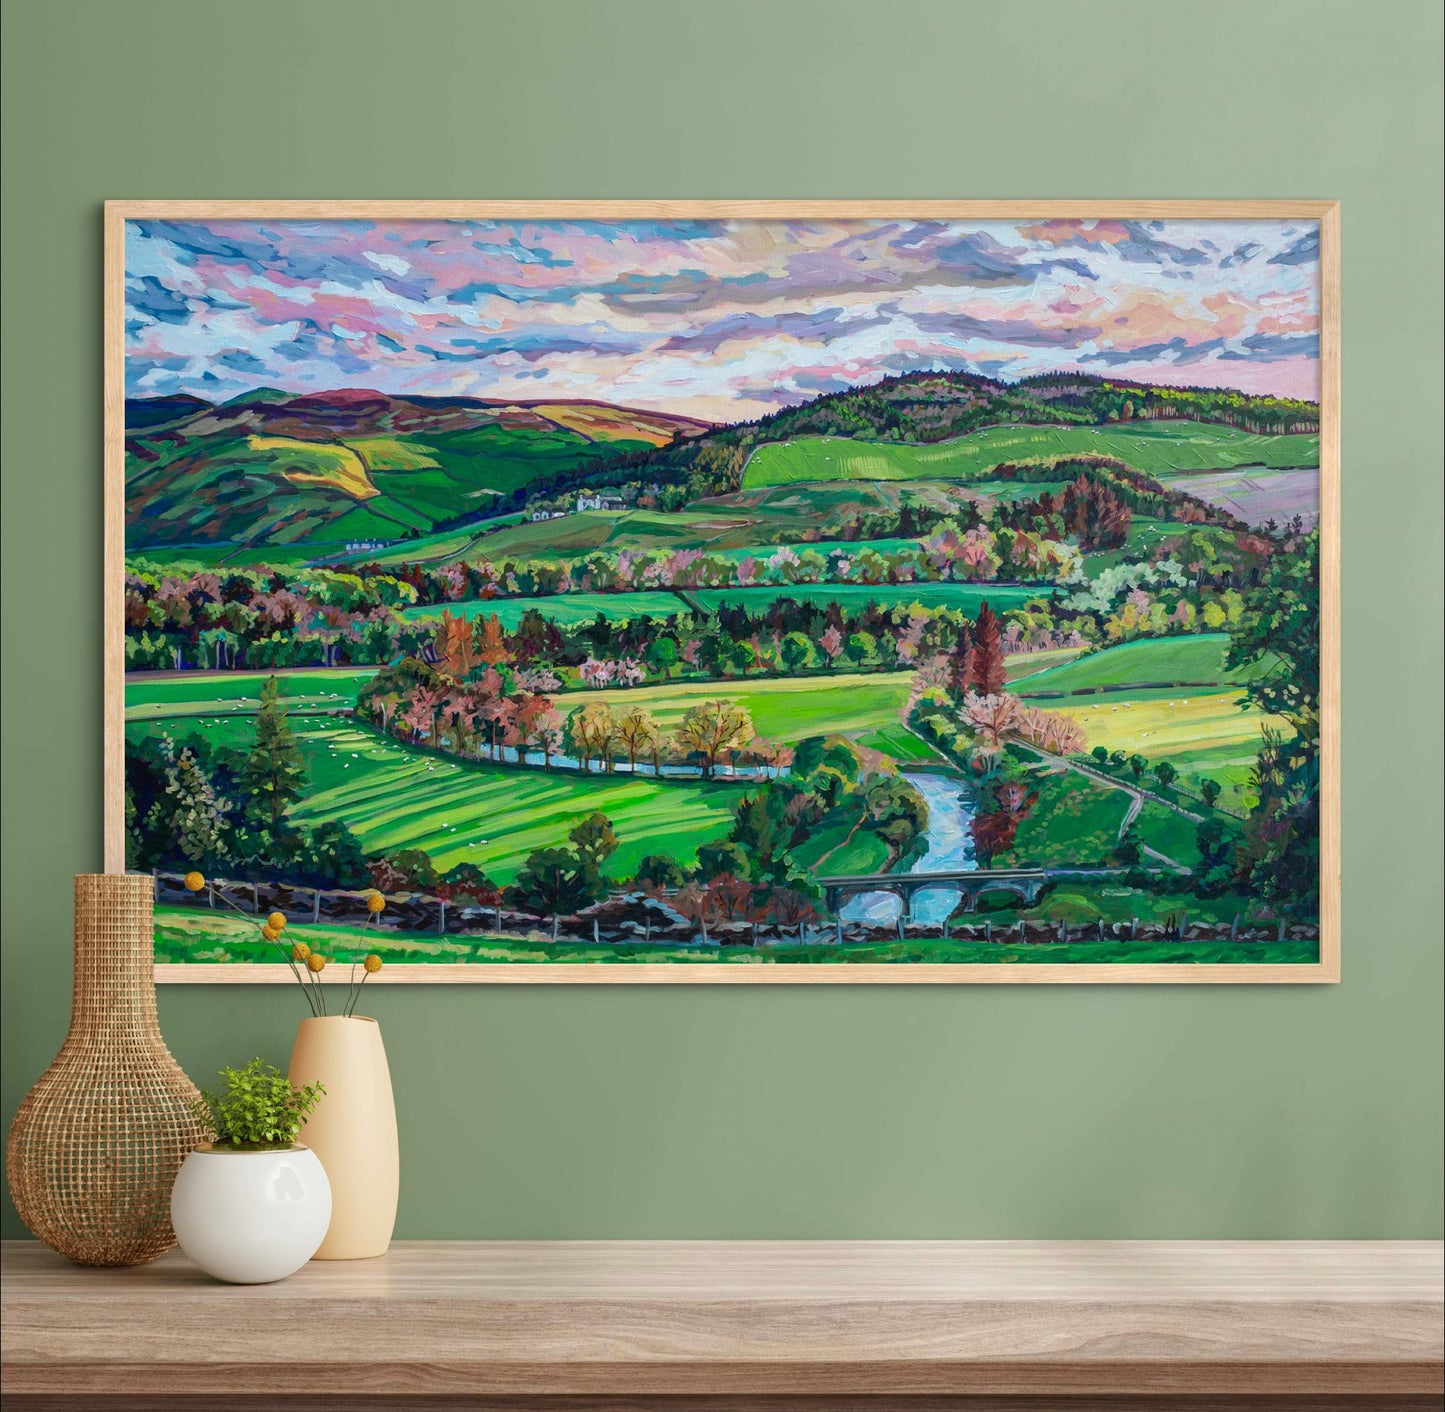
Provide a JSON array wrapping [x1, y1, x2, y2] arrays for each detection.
[[575, 492, 626, 512]]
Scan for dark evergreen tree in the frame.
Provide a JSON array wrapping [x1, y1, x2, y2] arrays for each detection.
[[238, 676, 306, 836]]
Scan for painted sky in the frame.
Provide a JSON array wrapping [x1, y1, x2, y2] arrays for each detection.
[[125, 217, 1321, 423]]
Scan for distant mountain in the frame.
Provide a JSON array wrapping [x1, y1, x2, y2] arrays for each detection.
[[124, 390, 712, 553], [124, 393, 213, 431], [503, 369, 1323, 504]]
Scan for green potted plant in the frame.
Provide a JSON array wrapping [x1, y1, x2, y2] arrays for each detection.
[[169, 1059, 331, 1283], [181, 873, 399, 1261]]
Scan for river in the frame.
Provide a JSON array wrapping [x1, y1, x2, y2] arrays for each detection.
[[840, 770, 977, 925]]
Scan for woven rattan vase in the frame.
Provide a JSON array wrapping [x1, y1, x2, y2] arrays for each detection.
[[6, 874, 207, 1266]]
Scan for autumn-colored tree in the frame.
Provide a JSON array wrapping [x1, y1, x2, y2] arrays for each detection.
[[763, 886, 819, 942], [673, 700, 755, 779], [969, 779, 1038, 866], [1061, 473, 1132, 551], [966, 602, 1008, 696], [708, 873, 756, 923], [509, 692, 556, 764], [615, 707, 660, 773], [474, 613, 509, 668], [437, 610, 480, 680], [964, 691, 1021, 747], [440, 691, 478, 757], [671, 880, 725, 945], [1013, 704, 1088, 756], [479, 692, 513, 762], [565, 702, 619, 774], [399, 685, 442, 747]]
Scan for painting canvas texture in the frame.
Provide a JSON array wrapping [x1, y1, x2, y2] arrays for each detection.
[[116, 209, 1330, 978]]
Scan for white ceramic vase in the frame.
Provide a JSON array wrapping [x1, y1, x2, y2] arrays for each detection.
[[288, 1015, 399, 1259], [170, 1144, 331, 1284]]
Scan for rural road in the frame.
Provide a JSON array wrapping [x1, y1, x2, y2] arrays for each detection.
[[903, 722, 1194, 874], [1009, 740, 1198, 872]]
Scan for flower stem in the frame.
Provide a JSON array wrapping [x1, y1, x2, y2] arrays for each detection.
[[210, 887, 319, 1015]]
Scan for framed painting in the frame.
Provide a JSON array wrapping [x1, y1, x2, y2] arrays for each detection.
[[105, 201, 1339, 983]]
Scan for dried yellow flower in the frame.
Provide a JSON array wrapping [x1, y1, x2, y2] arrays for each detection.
[[306, 953, 327, 973], [260, 924, 280, 942], [363, 954, 383, 974], [183, 871, 206, 892], [266, 911, 287, 931], [366, 893, 386, 915], [291, 942, 311, 962]]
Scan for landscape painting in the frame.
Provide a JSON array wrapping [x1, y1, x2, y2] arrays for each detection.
[[108, 202, 1337, 980]]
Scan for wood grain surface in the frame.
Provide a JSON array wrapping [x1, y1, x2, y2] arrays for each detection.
[[3, 1240, 1438, 1407]]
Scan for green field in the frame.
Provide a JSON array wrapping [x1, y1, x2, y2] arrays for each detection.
[[404, 582, 1049, 629], [1014, 634, 1266, 698], [1013, 638, 1288, 813], [152, 902, 1313, 967], [685, 582, 1044, 616], [1043, 691, 1290, 812], [125, 668, 916, 750], [463, 509, 930, 565], [571, 672, 914, 746], [1007, 760, 1133, 866], [128, 716, 746, 883], [853, 721, 944, 764], [128, 543, 337, 570], [128, 671, 922, 880], [125, 669, 378, 720], [741, 422, 1320, 488], [321, 514, 527, 567], [1134, 800, 1204, 867], [456, 508, 761, 560], [401, 590, 690, 629], [1004, 647, 1088, 682]]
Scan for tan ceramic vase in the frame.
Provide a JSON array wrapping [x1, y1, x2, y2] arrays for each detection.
[[6, 875, 207, 1265], [288, 1015, 398, 1259]]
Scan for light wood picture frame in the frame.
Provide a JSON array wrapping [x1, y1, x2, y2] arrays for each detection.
[[107, 200, 1339, 983]]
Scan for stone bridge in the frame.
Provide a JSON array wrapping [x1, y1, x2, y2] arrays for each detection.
[[820, 868, 1051, 917], [818, 867, 1159, 917]]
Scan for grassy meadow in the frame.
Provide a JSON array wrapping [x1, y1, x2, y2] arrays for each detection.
[[1013, 634, 1266, 696], [129, 715, 747, 883], [685, 582, 1044, 616], [400, 590, 689, 629], [1017, 638, 1290, 813], [125, 669, 378, 720], [742, 422, 1320, 488], [127, 670, 926, 886]]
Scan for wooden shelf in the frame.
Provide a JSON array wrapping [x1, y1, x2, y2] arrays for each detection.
[[3, 1240, 1441, 1409]]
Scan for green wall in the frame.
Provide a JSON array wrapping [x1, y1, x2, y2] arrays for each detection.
[[3, 0, 1441, 1240]]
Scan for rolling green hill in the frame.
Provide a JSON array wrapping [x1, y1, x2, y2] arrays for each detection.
[[1012, 634, 1275, 698], [124, 390, 709, 555], [742, 423, 1319, 489]]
